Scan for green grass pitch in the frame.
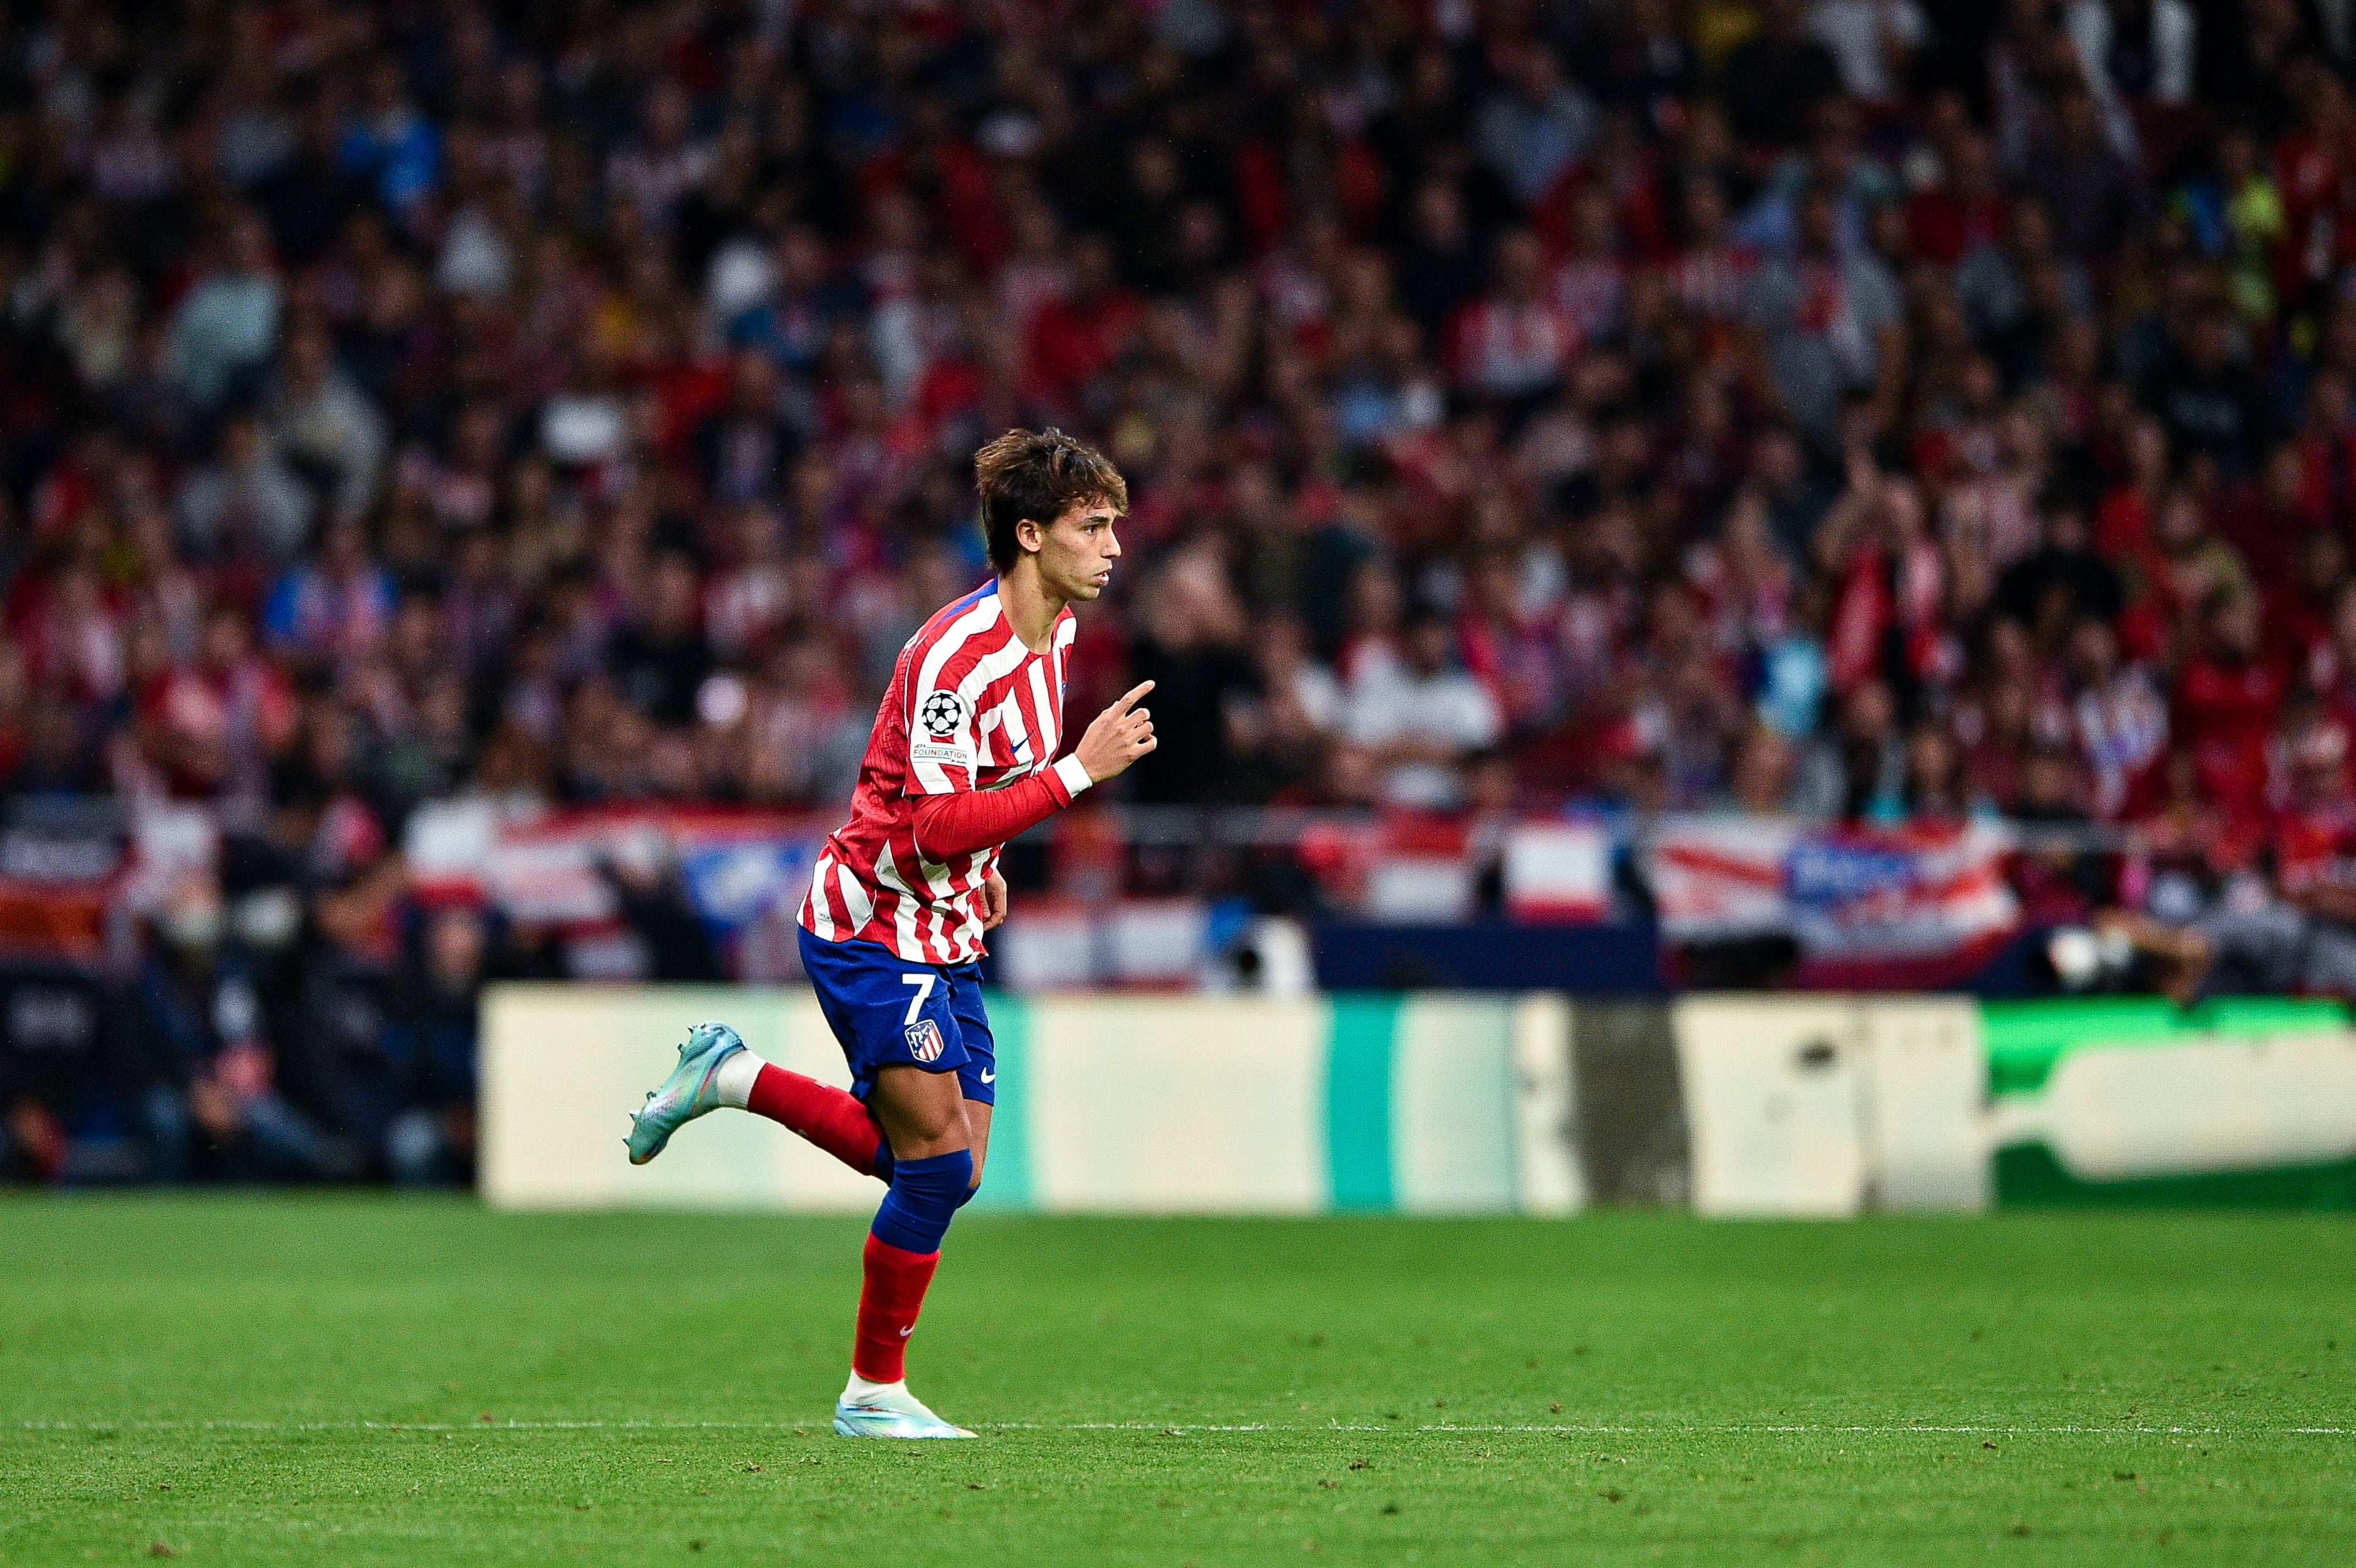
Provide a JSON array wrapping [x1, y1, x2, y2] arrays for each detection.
[[3, 1198, 2350, 1565]]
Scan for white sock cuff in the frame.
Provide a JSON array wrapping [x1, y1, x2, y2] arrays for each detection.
[[713, 1048, 767, 1109], [844, 1373, 907, 1403]]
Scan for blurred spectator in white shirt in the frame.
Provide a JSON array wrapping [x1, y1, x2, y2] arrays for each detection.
[[167, 212, 281, 408], [1809, 0, 1930, 105], [267, 321, 387, 525], [178, 412, 314, 564], [1345, 608, 1504, 809]]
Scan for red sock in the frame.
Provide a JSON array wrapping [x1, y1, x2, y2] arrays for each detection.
[[747, 1064, 888, 1178], [852, 1234, 940, 1383]]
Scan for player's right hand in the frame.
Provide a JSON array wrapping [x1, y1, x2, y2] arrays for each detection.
[[1076, 681, 1157, 783]]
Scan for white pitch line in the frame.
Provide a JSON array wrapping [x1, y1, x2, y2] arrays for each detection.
[[11, 1419, 2350, 1437]]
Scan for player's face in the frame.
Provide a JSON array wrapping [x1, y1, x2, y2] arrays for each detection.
[[1033, 500, 1123, 602]]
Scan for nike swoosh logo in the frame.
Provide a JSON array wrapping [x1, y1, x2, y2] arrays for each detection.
[[979, 1068, 995, 1083], [899, 1326, 915, 1336]]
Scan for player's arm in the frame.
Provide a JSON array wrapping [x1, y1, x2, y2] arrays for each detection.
[[910, 681, 1157, 862]]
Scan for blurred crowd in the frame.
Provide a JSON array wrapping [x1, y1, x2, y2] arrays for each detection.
[[13, 0, 2356, 1172]]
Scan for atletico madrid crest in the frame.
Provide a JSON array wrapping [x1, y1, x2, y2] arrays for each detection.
[[904, 1018, 946, 1062]]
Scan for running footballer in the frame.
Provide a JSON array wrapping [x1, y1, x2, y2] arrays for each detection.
[[622, 428, 1154, 1439]]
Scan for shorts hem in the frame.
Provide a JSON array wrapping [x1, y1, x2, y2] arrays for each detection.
[[879, 1056, 966, 1077]]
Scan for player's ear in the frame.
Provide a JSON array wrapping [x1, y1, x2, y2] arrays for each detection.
[[1015, 517, 1045, 557]]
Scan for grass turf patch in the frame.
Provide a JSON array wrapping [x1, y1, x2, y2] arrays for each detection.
[[1, 1197, 2350, 1565]]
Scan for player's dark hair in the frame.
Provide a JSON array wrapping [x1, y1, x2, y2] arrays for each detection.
[[974, 428, 1128, 574]]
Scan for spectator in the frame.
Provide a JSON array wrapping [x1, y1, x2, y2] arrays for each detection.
[[1450, 229, 1578, 405], [2139, 304, 2278, 478], [2066, 0, 2198, 119], [1595, 0, 1703, 136], [1794, 676, 1908, 820], [178, 410, 316, 566], [692, 349, 800, 507], [1727, 722, 1805, 813], [2066, 615, 2169, 818], [1395, 177, 1484, 352], [598, 846, 724, 983], [1746, 186, 1903, 441], [134, 603, 297, 806], [165, 211, 282, 408], [609, 548, 715, 728], [1343, 606, 1504, 810], [2174, 590, 2287, 820], [1125, 542, 1257, 805], [282, 856, 410, 1175], [1724, 0, 1848, 148], [130, 875, 350, 1181], [1811, 0, 1933, 106], [734, 627, 866, 806], [1994, 500, 2126, 636], [2017, 82, 2147, 262], [1227, 613, 1343, 801], [1473, 42, 1599, 209], [383, 904, 488, 1186], [340, 57, 439, 216], [267, 321, 388, 525], [263, 518, 395, 665]]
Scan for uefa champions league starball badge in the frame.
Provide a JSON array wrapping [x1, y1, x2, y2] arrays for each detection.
[[920, 691, 967, 738]]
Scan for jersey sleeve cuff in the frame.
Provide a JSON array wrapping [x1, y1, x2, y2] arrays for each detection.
[[1052, 753, 1094, 802]]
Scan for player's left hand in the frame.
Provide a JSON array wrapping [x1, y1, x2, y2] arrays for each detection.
[[982, 867, 1010, 930]]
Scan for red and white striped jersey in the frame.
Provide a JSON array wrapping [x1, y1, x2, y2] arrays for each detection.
[[799, 580, 1077, 965]]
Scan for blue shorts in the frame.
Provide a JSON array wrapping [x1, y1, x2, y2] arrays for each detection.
[[796, 927, 996, 1107]]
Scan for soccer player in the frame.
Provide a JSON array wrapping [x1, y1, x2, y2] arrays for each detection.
[[622, 429, 1155, 1439]]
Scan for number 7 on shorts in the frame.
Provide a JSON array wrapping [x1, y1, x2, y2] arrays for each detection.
[[901, 973, 936, 1026]]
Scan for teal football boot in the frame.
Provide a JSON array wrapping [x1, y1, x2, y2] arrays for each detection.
[[832, 1386, 976, 1439], [625, 1022, 746, 1165]]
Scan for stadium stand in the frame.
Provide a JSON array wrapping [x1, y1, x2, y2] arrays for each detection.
[[6, 0, 2356, 1181]]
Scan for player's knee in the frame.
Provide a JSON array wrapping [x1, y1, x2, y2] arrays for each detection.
[[898, 1146, 973, 1202], [871, 1146, 974, 1254]]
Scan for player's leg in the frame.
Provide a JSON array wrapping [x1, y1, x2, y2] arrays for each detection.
[[622, 928, 901, 1178], [622, 1017, 892, 1179], [723, 1048, 893, 1180], [836, 1063, 976, 1439], [964, 1101, 991, 1190], [751, 926, 967, 1180], [943, 962, 996, 1200], [832, 965, 996, 1434]]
